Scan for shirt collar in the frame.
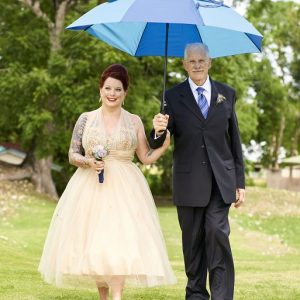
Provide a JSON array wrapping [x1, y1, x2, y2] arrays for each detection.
[[188, 76, 211, 93]]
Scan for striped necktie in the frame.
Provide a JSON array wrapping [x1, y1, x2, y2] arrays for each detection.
[[196, 87, 209, 119]]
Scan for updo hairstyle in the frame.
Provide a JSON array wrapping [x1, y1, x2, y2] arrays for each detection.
[[99, 64, 129, 91]]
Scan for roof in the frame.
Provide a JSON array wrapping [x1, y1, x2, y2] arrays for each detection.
[[0, 147, 26, 165], [281, 155, 300, 166]]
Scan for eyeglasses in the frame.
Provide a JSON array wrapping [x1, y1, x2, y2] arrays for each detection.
[[186, 59, 209, 67]]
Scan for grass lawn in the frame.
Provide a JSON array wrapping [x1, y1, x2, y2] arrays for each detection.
[[0, 181, 300, 300]]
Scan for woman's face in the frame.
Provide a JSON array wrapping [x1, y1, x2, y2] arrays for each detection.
[[100, 77, 127, 108]]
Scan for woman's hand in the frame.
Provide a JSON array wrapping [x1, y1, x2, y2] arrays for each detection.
[[88, 159, 105, 173], [162, 130, 171, 149]]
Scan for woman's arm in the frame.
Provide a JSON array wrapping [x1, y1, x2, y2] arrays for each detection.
[[134, 115, 170, 165], [68, 113, 91, 168], [68, 113, 104, 173]]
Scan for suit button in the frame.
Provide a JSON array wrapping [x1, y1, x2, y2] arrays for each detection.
[[201, 144, 205, 149], [202, 161, 206, 166]]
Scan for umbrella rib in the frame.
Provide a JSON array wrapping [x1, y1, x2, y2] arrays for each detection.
[[84, 25, 93, 31], [64, 30, 90, 45], [134, 23, 148, 56], [195, 26, 204, 45]]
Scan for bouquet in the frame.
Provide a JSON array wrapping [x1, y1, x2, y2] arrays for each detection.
[[92, 145, 109, 183]]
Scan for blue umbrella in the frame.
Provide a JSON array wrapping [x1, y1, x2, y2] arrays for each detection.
[[67, 0, 263, 111]]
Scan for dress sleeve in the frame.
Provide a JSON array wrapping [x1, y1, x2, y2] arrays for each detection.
[[68, 113, 90, 168]]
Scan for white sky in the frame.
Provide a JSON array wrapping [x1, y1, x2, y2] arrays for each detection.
[[224, 0, 300, 14], [223, 0, 297, 84]]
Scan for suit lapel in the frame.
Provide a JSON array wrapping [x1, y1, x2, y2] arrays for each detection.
[[179, 80, 205, 122]]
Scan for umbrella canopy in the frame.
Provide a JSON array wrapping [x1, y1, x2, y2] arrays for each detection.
[[67, 0, 263, 110], [67, 0, 262, 58]]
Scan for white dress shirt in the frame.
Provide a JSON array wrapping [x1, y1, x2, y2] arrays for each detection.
[[155, 77, 212, 139], [188, 76, 211, 106]]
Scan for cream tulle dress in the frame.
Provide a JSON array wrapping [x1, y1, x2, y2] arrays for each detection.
[[38, 107, 176, 289]]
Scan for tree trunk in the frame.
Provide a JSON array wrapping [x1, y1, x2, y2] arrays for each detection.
[[271, 115, 285, 170], [23, 151, 59, 199], [269, 134, 276, 169], [31, 156, 58, 199], [0, 153, 58, 200], [16, 1, 76, 200]]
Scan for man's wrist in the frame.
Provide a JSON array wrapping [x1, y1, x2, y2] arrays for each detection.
[[154, 132, 163, 139]]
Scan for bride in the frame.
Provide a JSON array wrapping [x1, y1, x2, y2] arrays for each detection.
[[38, 64, 176, 300]]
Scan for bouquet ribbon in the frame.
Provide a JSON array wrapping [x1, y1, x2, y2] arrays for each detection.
[[98, 170, 104, 183]]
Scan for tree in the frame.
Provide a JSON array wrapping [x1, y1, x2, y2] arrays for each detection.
[[246, 0, 300, 168], [0, 0, 91, 198], [0, 0, 166, 197]]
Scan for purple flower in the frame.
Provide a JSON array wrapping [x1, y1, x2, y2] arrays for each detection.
[[92, 145, 109, 161]]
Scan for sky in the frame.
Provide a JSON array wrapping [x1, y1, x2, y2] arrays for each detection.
[[224, 0, 300, 14], [223, 0, 297, 83]]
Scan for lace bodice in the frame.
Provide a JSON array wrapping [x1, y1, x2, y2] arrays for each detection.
[[69, 108, 137, 167]]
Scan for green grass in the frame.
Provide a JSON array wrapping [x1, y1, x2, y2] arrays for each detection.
[[0, 185, 300, 299]]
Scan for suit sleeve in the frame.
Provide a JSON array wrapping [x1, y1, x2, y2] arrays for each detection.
[[229, 95, 245, 189], [148, 93, 174, 149]]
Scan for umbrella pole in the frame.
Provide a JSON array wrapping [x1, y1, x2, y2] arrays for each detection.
[[161, 23, 169, 114]]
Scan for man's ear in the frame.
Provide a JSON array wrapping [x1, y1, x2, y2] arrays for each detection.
[[208, 58, 212, 69], [183, 59, 188, 72]]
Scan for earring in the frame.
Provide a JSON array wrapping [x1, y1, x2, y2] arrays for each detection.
[[99, 97, 102, 103], [122, 100, 125, 106]]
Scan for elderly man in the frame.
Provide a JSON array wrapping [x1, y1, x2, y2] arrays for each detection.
[[149, 43, 245, 300]]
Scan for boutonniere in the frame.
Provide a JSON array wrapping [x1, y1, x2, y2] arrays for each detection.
[[216, 93, 226, 105]]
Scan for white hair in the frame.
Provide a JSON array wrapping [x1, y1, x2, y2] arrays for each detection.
[[184, 43, 210, 59]]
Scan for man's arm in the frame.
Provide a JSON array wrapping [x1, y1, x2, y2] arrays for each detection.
[[229, 94, 245, 189], [149, 130, 168, 149], [228, 93, 246, 208]]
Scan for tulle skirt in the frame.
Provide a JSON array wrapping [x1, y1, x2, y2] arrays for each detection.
[[38, 159, 176, 289]]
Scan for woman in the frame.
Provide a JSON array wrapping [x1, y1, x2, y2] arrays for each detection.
[[38, 64, 176, 300]]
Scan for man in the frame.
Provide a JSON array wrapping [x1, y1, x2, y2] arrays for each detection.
[[149, 43, 245, 300]]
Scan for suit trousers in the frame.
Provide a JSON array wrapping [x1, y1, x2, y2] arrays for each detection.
[[177, 177, 234, 300]]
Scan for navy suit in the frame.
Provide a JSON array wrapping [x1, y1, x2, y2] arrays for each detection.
[[149, 78, 245, 300]]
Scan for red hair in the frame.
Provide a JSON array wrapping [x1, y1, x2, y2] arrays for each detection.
[[99, 64, 129, 91]]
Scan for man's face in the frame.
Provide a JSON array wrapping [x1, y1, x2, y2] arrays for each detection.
[[183, 49, 211, 86]]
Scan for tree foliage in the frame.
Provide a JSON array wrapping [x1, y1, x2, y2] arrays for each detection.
[[0, 0, 165, 195], [246, 0, 300, 168], [1, 0, 299, 195]]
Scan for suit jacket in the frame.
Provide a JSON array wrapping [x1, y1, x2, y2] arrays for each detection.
[[149, 78, 245, 207]]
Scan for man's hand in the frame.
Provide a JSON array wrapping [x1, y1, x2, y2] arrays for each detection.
[[234, 188, 245, 208], [153, 113, 169, 137]]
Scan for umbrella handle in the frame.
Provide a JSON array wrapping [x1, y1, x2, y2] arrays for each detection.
[[160, 101, 166, 114]]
